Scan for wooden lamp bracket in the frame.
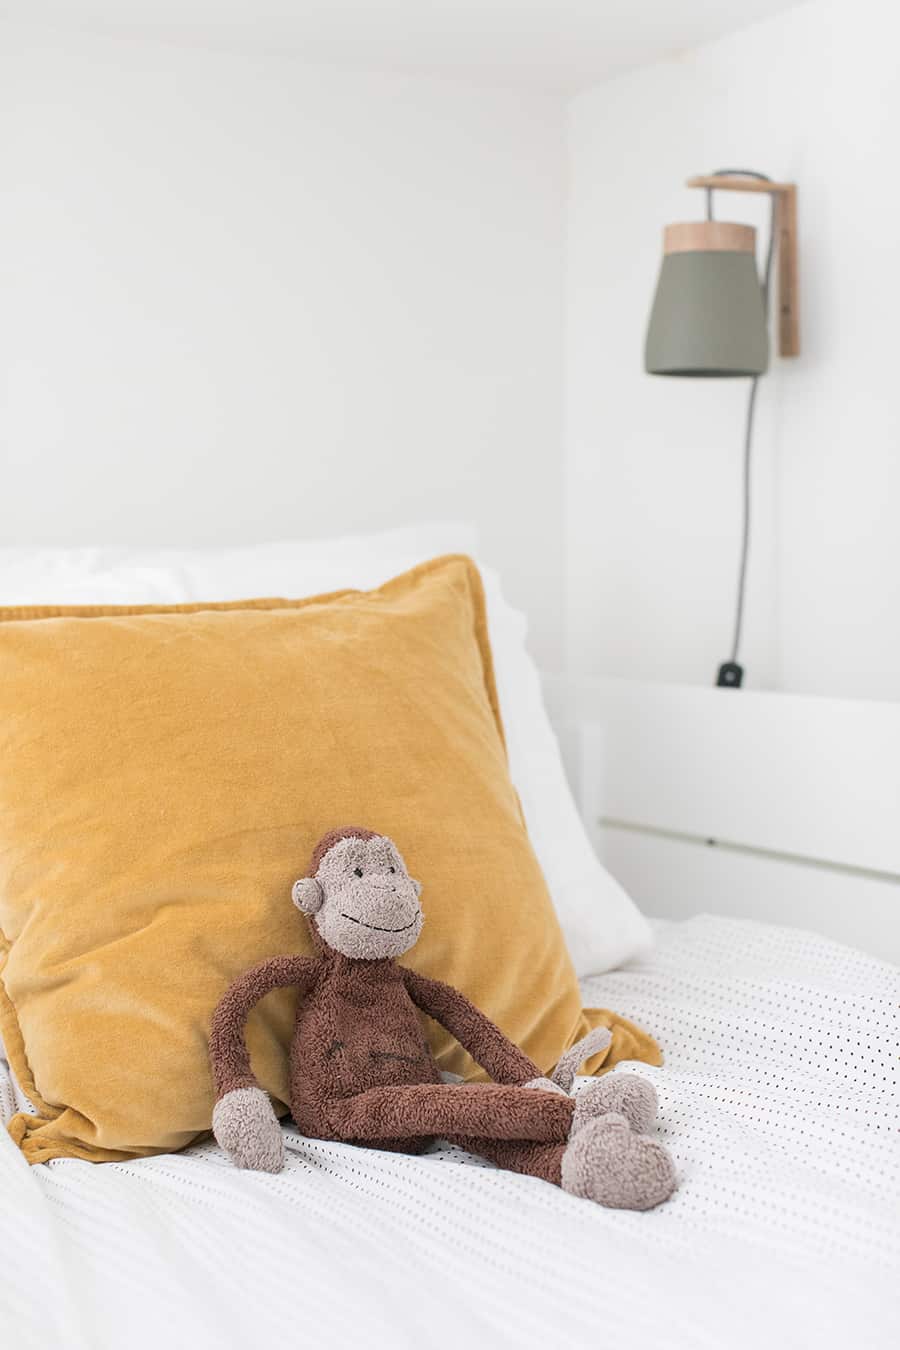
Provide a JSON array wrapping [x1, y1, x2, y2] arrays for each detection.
[[686, 175, 799, 358]]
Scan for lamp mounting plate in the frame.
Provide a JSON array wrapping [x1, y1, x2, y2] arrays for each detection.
[[686, 175, 799, 359]]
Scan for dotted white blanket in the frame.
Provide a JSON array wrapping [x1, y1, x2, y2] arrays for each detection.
[[2, 916, 898, 1350]]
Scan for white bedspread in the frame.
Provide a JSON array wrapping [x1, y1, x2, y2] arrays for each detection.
[[2, 915, 899, 1350]]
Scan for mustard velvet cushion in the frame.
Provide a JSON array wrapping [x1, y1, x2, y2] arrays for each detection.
[[0, 555, 659, 1163]]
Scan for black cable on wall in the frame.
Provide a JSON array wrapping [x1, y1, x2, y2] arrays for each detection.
[[706, 169, 777, 691]]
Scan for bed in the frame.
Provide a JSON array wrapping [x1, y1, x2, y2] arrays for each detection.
[[3, 913, 898, 1350], [1, 532, 898, 1347]]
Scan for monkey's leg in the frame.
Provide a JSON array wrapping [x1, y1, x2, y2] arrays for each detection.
[[449, 1136, 567, 1186], [328, 1081, 574, 1144], [329, 1083, 676, 1210]]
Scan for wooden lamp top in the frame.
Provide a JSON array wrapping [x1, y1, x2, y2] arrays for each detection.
[[664, 221, 757, 255]]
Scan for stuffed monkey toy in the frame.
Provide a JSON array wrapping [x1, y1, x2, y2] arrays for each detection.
[[209, 827, 676, 1210]]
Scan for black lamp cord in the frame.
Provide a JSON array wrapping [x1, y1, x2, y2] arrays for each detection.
[[706, 169, 777, 690]]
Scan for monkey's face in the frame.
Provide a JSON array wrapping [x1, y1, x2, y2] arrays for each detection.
[[292, 834, 424, 960]]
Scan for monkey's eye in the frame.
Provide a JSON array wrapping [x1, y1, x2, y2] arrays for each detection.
[[389, 866, 396, 874], [353, 867, 363, 878]]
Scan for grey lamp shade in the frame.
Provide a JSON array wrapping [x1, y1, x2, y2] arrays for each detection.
[[645, 221, 768, 377]]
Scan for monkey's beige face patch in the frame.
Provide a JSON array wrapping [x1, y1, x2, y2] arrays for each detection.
[[313, 835, 424, 960]]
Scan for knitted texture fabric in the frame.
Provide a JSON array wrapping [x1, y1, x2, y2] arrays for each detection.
[[4, 916, 898, 1350]]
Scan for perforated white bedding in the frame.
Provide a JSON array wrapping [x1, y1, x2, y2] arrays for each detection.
[[2, 915, 898, 1350]]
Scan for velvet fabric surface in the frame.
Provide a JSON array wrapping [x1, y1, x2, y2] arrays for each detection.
[[0, 555, 660, 1162]]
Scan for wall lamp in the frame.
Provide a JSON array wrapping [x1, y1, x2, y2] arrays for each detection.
[[644, 170, 799, 688]]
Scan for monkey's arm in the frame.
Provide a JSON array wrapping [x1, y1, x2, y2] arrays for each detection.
[[401, 968, 548, 1086], [209, 954, 317, 1172]]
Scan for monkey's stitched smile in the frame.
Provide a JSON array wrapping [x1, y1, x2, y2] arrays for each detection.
[[340, 913, 418, 933]]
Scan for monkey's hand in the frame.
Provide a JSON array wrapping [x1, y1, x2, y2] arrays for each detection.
[[550, 1026, 613, 1093], [212, 1086, 285, 1173], [521, 1075, 568, 1096]]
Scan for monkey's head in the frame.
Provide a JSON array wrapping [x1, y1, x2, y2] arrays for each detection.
[[291, 827, 424, 960]]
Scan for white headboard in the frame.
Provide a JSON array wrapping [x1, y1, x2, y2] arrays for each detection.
[[544, 677, 900, 965]]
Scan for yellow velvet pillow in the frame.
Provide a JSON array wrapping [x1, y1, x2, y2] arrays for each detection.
[[0, 555, 659, 1163]]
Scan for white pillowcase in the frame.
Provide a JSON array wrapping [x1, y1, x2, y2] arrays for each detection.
[[0, 524, 650, 974]]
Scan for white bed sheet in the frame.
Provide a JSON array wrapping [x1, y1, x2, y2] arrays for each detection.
[[2, 915, 898, 1350]]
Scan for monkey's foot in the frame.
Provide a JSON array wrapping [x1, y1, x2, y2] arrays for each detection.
[[572, 1073, 658, 1136], [212, 1086, 285, 1173], [561, 1114, 676, 1211]]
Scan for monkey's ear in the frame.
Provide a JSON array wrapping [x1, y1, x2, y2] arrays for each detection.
[[291, 877, 324, 915]]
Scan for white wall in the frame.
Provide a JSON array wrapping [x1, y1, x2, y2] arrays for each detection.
[[0, 23, 565, 664], [5, 5, 898, 693], [566, 0, 900, 701]]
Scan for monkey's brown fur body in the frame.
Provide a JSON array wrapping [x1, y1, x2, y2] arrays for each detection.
[[209, 827, 677, 1208], [210, 945, 575, 1181]]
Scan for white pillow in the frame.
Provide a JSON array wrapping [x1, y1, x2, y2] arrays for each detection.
[[0, 525, 650, 974]]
